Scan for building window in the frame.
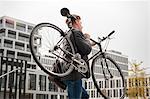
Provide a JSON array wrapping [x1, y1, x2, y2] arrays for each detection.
[[49, 80, 58, 92], [16, 22, 26, 32], [85, 81, 87, 89], [27, 25, 33, 33], [0, 19, 2, 24], [36, 94, 48, 99], [88, 82, 90, 89], [21, 74, 25, 89], [7, 50, 15, 58], [5, 19, 14, 28], [96, 90, 100, 97], [17, 52, 31, 61], [49, 81, 53, 91], [99, 81, 102, 88], [28, 74, 36, 90], [15, 42, 25, 51], [4, 39, 13, 48], [129, 78, 132, 87], [91, 90, 94, 98], [0, 29, 5, 37], [146, 88, 149, 96], [41, 58, 54, 65], [0, 39, 1, 48], [149, 77, 150, 86], [109, 90, 112, 97], [0, 19, 2, 27], [39, 75, 46, 91], [113, 89, 118, 97], [51, 95, 57, 99], [8, 30, 16, 39], [60, 95, 64, 99], [18, 32, 29, 42], [110, 80, 113, 88], [27, 44, 30, 52]]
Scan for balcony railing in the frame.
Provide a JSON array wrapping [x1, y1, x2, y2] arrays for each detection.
[[0, 33, 5, 37], [16, 26, 26, 32], [15, 46, 25, 51], [7, 54, 15, 58], [17, 56, 31, 62], [18, 36, 29, 42], [8, 34, 16, 39], [4, 43, 13, 48], [6, 23, 14, 29]]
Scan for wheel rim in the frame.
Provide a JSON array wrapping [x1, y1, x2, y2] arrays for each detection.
[[30, 23, 74, 77], [91, 55, 126, 99]]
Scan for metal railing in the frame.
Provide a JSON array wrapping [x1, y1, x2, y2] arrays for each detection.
[[0, 56, 27, 99]]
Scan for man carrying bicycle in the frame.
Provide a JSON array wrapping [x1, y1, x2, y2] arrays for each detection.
[[48, 8, 95, 99], [30, 8, 125, 99], [61, 14, 93, 99]]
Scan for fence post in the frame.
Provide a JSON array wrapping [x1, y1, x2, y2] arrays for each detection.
[[9, 58, 14, 99], [0, 57, 3, 92], [23, 61, 27, 99], [4, 57, 8, 99], [14, 59, 19, 99]]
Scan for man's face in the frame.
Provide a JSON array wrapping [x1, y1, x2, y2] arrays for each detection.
[[75, 19, 83, 30]]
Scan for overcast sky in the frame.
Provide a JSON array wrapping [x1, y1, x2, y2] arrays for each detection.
[[0, 0, 150, 73]]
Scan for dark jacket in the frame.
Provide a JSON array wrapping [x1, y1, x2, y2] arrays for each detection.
[[62, 29, 92, 80]]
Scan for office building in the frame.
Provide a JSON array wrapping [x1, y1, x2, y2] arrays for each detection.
[[0, 16, 67, 99]]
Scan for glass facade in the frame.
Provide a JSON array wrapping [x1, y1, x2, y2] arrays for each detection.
[[0, 16, 67, 99], [36, 94, 48, 99], [28, 74, 36, 90], [39, 75, 46, 91]]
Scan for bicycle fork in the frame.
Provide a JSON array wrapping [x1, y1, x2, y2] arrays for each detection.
[[101, 56, 113, 81]]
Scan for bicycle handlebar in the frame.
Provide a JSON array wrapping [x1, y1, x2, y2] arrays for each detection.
[[108, 30, 115, 37], [101, 30, 115, 41], [90, 30, 115, 44]]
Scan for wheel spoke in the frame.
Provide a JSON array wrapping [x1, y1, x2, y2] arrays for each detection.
[[91, 55, 126, 99], [29, 23, 75, 77]]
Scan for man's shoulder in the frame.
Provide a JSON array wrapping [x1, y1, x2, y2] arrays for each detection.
[[71, 29, 83, 37], [72, 28, 81, 32]]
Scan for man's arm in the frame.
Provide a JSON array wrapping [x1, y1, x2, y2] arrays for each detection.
[[84, 33, 96, 46], [72, 30, 92, 55]]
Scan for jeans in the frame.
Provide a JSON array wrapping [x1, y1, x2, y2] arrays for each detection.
[[64, 79, 89, 99]]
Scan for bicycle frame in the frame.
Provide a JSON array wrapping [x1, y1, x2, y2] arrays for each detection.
[[51, 30, 115, 77], [54, 30, 114, 63], [87, 40, 104, 62]]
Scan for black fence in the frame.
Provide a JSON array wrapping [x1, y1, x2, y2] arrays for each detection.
[[0, 56, 27, 99]]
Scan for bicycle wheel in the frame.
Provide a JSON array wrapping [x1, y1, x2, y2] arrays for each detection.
[[91, 54, 126, 99], [30, 23, 75, 77]]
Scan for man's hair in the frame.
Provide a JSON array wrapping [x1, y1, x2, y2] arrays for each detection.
[[66, 14, 81, 25]]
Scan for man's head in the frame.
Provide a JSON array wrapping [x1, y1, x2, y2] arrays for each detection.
[[66, 14, 83, 31]]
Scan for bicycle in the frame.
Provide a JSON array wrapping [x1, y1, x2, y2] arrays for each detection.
[[29, 8, 126, 99]]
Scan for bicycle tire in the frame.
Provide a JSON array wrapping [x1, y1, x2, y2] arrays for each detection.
[[91, 54, 126, 99], [29, 23, 75, 77]]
